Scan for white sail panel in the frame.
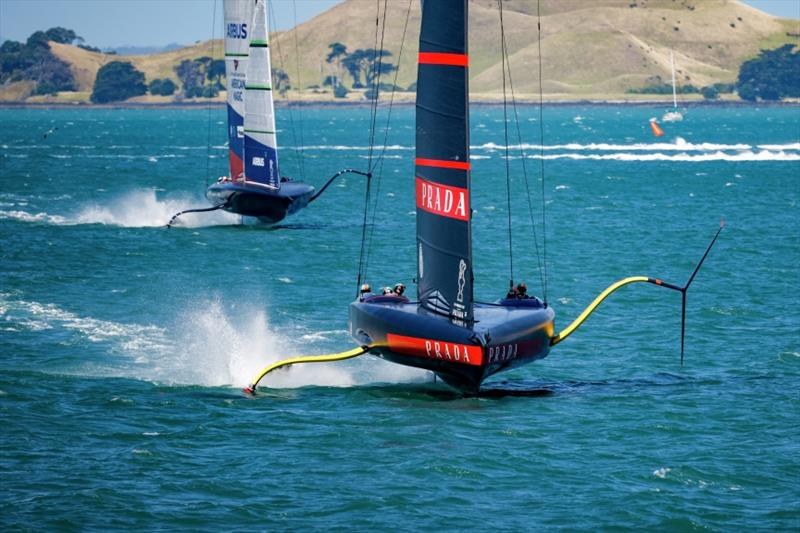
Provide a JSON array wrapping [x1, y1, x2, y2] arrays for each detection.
[[224, 0, 254, 179], [243, 0, 280, 189]]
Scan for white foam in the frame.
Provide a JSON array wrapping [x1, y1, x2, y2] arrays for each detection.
[[472, 138, 760, 152], [0, 292, 427, 389], [73, 189, 239, 228], [1, 189, 239, 228], [653, 467, 671, 478], [526, 150, 800, 162], [758, 142, 800, 150], [0, 293, 170, 353], [0, 210, 68, 224]]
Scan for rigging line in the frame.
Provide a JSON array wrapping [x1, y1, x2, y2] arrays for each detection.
[[360, 0, 388, 285], [370, 0, 412, 172], [291, 0, 306, 182], [536, 0, 548, 303], [365, 0, 387, 170], [499, 0, 546, 299], [204, 0, 218, 188], [499, 0, 514, 287], [268, 1, 301, 179], [363, 0, 407, 281], [355, 169, 373, 296]]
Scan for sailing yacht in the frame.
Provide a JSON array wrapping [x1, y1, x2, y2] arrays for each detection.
[[662, 51, 683, 122], [243, 0, 722, 396], [206, 0, 315, 223]]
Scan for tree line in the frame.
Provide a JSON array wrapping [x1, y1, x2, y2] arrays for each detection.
[[626, 44, 798, 101], [1, 28, 796, 103], [323, 42, 401, 98]]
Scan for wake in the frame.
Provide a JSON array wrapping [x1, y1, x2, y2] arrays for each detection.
[[0, 189, 239, 228], [0, 293, 425, 389]]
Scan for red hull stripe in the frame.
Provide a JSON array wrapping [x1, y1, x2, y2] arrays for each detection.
[[387, 333, 483, 366], [418, 52, 469, 67], [415, 157, 471, 171], [415, 177, 470, 221]]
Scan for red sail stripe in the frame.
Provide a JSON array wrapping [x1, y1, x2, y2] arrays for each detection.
[[415, 177, 469, 221], [418, 52, 469, 67], [415, 157, 471, 170]]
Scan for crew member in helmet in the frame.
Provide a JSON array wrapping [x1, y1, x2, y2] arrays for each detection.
[[382, 286, 394, 295], [360, 283, 372, 299], [516, 283, 529, 299], [393, 283, 406, 297]]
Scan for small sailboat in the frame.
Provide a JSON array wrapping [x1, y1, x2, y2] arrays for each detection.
[[662, 51, 683, 122], [168, 0, 365, 227], [244, 0, 722, 396]]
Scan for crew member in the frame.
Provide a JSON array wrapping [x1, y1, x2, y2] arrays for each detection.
[[360, 283, 372, 299], [516, 283, 529, 299]]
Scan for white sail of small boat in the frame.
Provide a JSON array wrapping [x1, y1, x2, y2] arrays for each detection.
[[662, 51, 683, 122]]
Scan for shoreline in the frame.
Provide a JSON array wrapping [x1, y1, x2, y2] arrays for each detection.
[[2, 98, 799, 109]]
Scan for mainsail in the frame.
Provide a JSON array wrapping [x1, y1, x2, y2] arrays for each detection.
[[223, 0, 254, 180], [415, 0, 472, 324], [243, 0, 280, 189]]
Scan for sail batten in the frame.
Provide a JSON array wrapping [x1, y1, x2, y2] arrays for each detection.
[[415, 0, 472, 325]]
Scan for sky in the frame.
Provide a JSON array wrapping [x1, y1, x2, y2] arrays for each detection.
[[0, 0, 797, 49]]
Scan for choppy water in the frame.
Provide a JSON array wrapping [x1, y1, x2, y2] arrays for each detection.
[[1, 105, 798, 530]]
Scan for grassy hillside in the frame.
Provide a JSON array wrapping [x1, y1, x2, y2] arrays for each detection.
[[4, 0, 798, 103]]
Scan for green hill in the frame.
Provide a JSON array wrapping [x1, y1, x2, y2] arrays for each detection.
[[2, 0, 798, 103]]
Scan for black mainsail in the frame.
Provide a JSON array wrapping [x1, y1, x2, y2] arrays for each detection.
[[415, 0, 473, 325]]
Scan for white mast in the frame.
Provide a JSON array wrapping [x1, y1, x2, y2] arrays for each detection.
[[670, 51, 677, 110]]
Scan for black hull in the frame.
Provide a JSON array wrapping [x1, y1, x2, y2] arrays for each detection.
[[349, 298, 555, 394], [207, 180, 315, 224]]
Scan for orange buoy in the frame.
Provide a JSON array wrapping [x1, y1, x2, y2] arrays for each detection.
[[649, 119, 664, 137]]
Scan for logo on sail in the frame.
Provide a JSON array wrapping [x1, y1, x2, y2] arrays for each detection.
[[226, 23, 248, 39], [415, 177, 469, 221], [456, 259, 466, 303]]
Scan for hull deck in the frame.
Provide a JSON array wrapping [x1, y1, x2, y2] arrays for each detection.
[[349, 298, 555, 394], [207, 179, 315, 224]]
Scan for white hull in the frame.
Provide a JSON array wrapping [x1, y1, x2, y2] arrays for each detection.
[[662, 110, 683, 122]]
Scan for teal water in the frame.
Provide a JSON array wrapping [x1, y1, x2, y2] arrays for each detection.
[[1, 105, 798, 530]]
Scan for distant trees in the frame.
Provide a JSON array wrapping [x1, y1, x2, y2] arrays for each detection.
[[149, 78, 176, 96], [327, 42, 397, 98], [0, 27, 79, 95], [91, 61, 146, 103], [736, 44, 800, 102], [272, 68, 291, 96], [326, 42, 347, 88], [174, 56, 224, 98]]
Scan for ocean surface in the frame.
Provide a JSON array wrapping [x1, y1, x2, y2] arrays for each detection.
[[1, 104, 798, 530]]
